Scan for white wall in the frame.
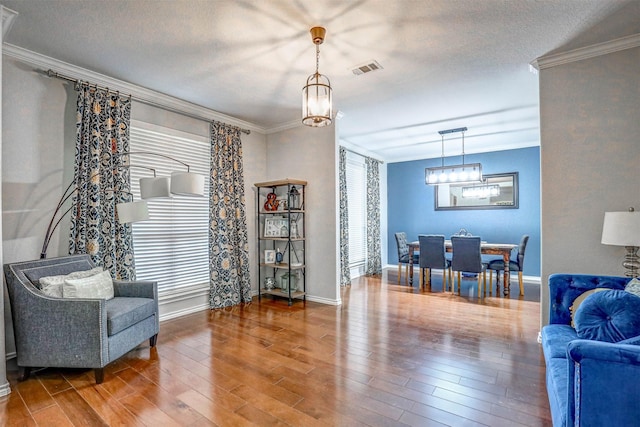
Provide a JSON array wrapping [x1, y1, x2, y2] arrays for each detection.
[[0, 4, 19, 396], [266, 125, 339, 304], [1, 52, 268, 347], [539, 45, 640, 325]]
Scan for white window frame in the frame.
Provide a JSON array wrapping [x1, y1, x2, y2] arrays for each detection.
[[128, 120, 210, 298]]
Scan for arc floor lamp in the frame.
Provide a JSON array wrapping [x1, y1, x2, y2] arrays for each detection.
[[40, 151, 205, 259]]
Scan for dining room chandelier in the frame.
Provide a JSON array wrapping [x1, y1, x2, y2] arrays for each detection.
[[302, 26, 333, 127], [425, 127, 483, 185]]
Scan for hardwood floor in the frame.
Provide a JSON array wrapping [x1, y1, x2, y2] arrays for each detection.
[[1, 271, 551, 426]]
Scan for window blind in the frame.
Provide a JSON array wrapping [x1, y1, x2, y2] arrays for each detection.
[[346, 155, 367, 266], [129, 121, 210, 294]]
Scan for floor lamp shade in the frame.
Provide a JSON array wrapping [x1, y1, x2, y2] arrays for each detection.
[[140, 177, 171, 199], [170, 172, 205, 196], [116, 200, 150, 223]]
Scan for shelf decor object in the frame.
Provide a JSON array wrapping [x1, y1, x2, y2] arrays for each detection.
[[601, 207, 640, 277], [425, 127, 483, 186], [255, 179, 307, 305]]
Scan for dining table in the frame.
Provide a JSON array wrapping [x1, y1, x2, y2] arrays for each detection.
[[408, 240, 518, 294]]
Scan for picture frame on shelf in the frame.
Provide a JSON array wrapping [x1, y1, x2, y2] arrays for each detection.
[[264, 216, 289, 237], [264, 216, 284, 237], [264, 249, 276, 264]]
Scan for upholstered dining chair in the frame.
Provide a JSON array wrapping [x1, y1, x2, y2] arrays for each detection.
[[489, 234, 529, 296], [394, 232, 419, 285], [418, 234, 452, 291], [450, 236, 488, 297]]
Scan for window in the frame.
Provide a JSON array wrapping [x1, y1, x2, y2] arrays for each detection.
[[346, 153, 367, 268], [129, 121, 210, 295]]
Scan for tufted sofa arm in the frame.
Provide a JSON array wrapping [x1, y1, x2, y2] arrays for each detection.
[[567, 339, 640, 426], [548, 273, 630, 325]]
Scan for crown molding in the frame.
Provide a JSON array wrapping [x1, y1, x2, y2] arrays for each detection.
[[532, 33, 640, 70], [264, 119, 303, 134], [1, 6, 18, 39], [2, 43, 266, 134]]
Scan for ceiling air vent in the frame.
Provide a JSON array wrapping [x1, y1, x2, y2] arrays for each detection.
[[351, 60, 383, 76]]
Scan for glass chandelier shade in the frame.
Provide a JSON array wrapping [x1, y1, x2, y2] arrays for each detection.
[[425, 127, 483, 186], [425, 163, 483, 185], [302, 26, 333, 127]]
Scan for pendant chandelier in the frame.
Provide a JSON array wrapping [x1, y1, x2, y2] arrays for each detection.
[[425, 127, 483, 185], [302, 26, 333, 127]]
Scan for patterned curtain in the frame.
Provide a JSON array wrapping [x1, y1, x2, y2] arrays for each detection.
[[69, 83, 135, 280], [365, 157, 382, 275], [209, 121, 251, 308], [339, 147, 351, 286]]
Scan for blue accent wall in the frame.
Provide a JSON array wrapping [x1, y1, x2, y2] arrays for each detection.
[[387, 147, 540, 276]]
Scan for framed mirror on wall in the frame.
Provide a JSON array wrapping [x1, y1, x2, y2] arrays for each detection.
[[435, 172, 519, 210]]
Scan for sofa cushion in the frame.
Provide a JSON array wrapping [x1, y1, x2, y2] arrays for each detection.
[[546, 357, 570, 427], [105, 297, 156, 336], [39, 267, 104, 298], [542, 324, 578, 360], [574, 290, 640, 343], [569, 288, 608, 327]]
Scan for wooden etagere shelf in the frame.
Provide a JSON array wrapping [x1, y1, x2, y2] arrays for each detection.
[[255, 179, 307, 306]]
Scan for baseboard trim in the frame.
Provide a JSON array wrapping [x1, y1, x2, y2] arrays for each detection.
[[382, 265, 541, 284], [0, 381, 11, 397]]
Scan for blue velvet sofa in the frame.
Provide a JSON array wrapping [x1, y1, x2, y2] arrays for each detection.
[[4, 255, 159, 384], [541, 273, 640, 426]]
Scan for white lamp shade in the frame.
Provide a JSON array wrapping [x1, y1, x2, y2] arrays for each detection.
[[170, 172, 205, 196], [116, 200, 149, 223], [140, 176, 171, 199], [601, 211, 640, 246]]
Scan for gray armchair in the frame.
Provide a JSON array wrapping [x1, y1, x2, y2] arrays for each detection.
[[4, 255, 159, 384]]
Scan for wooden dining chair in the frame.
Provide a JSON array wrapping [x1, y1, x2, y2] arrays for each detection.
[[418, 234, 451, 291], [489, 234, 529, 296], [394, 232, 419, 285], [450, 236, 487, 297]]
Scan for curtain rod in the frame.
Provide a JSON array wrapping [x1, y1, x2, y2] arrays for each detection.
[[340, 146, 384, 164], [45, 69, 251, 135]]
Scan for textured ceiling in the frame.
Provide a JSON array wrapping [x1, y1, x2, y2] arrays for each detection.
[[2, 0, 637, 162]]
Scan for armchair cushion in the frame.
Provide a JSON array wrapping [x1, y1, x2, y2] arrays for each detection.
[[63, 269, 114, 300], [38, 266, 103, 298], [106, 297, 156, 335]]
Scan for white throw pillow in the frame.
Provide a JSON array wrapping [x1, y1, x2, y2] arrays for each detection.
[[63, 269, 114, 300], [625, 278, 640, 298], [39, 267, 103, 298]]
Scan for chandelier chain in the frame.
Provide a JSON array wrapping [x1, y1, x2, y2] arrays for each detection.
[[316, 44, 320, 75]]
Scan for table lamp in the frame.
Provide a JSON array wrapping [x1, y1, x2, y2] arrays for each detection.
[[601, 207, 640, 277]]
